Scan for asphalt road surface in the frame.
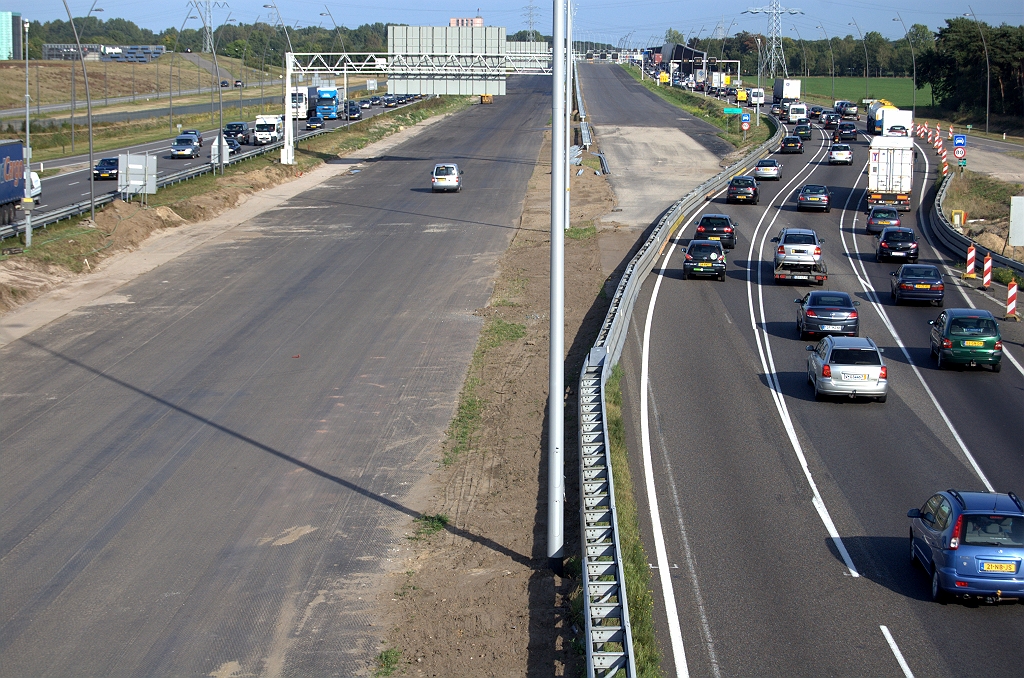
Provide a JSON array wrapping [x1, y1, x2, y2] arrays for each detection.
[[0, 76, 550, 675], [617, 110, 1024, 676]]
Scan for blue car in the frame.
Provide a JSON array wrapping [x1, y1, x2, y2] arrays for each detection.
[[908, 490, 1024, 604], [890, 264, 943, 306]]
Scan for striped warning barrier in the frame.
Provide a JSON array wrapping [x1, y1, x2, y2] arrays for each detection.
[[1007, 281, 1019, 321], [964, 245, 977, 279], [942, 162, 950, 176], [983, 254, 992, 288], [948, 125, 954, 140]]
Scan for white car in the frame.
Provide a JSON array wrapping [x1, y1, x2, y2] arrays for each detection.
[[431, 163, 463, 193], [828, 144, 854, 165]]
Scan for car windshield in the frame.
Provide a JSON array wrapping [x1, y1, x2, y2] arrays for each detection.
[[809, 294, 851, 307], [226, 124, 244, 131], [802, 186, 827, 195], [689, 244, 722, 258], [873, 209, 899, 219], [795, 125, 810, 132], [884, 231, 915, 243], [783, 233, 816, 245], [732, 178, 755, 188], [948, 317, 998, 336], [829, 348, 882, 365], [98, 159, 117, 167], [902, 266, 940, 280], [700, 217, 731, 227], [173, 136, 195, 145], [831, 145, 850, 152], [963, 515, 1024, 546], [255, 124, 274, 131], [434, 166, 456, 177]]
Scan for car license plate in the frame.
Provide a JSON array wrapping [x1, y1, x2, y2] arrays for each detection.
[[915, 284, 931, 289], [698, 263, 711, 267], [100, 173, 109, 177], [821, 325, 842, 331], [793, 249, 806, 254], [792, 275, 808, 280], [709, 236, 720, 240], [808, 197, 819, 201], [842, 373, 867, 381], [964, 340, 984, 347], [983, 562, 1015, 572], [892, 252, 905, 256]]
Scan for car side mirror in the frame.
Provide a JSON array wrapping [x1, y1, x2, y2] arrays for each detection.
[[891, 271, 897, 276], [928, 320, 935, 326], [770, 237, 779, 243], [907, 508, 921, 519], [853, 301, 860, 306], [805, 345, 815, 351], [794, 299, 802, 303], [818, 239, 825, 244]]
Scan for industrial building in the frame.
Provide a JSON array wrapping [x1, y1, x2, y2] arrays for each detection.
[[0, 11, 23, 60]]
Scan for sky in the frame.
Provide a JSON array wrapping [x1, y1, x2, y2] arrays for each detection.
[[24, 0, 1018, 46]]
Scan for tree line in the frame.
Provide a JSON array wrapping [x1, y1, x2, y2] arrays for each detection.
[[665, 17, 1023, 116]]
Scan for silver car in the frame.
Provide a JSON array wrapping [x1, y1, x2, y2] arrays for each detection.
[[431, 163, 463, 193], [752, 158, 782, 181], [828, 144, 853, 165], [772, 227, 825, 269], [806, 336, 888, 402]]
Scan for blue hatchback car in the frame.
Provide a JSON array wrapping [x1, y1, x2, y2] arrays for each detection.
[[908, 490, 1024, 604]]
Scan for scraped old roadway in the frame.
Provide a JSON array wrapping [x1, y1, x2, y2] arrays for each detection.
[[0, 76, 549, 676]]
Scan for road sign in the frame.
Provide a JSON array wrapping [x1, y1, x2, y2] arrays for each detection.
[[741, 113, 751, 123], [958, 159, 967, 167], [953, 134, 967, 147], [741, 121, 750, 131], [724, 107, 743, 114], [953, 147, 966, 159]]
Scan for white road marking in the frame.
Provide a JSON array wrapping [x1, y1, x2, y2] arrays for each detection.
[[68, 181, 79, 186], [880, 625, 915, 678]]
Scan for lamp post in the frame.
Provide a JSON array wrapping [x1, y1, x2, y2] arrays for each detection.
[[192, 0, 227, 175], [893, 13, 916, 119], [23, 20, 32, 246], [755, 36, 762, 126], [236, 15, 259, 112], [61, 0, 96, 221], [964, 8, 990, 134], [818, 23, 835, 100], [320, 7, 346, 53], [719, 19, 735, 60], [791, 26, 807, 77], [848, 19, 868, 100], [168, 12, 198, 134]]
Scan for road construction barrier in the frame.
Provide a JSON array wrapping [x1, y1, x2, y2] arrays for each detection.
[[1007, 281, 1019, 321], [983, 254, 992, 288], [942, 162, 949, 177], [964, 245, 977, 278], [948, 125, 954, 140]]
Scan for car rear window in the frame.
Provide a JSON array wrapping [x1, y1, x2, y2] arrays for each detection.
[[809, 294, 850, 306], [964, 515, 1024, 546], [873, 209, 898, 219], [435, 166, 456, 176], [700, 217, 730, 227], [831, 144, 850, 151], [757, 160, 777, 167], [688, 243, 723, 258], [829, 348, 882, 365], [802, 186, 827, 194], [732, 178, 755, 187], [884, 231, 915, 243], [948, 318, 998, 336], [902, 266, 940, 280], [783, 233, 816, 245]]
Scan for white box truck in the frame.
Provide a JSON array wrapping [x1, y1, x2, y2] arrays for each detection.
[[867, 136, 915, 212], [253, 114, 283, 145], [773, 78, 801, 103]]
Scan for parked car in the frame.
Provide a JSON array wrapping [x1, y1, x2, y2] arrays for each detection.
[[795, 291, 860, 339], [170, 134, 201, 159], [93, 157, 119, 180], [223, 122, 250, 144], [929, 308, 1003, 371], [695, 213, 738, 249], [780, 135, 804, 154], [752, 158, 782, 181], [837, 121, 858, 141], [875, 226, 919, 262], [890, 264, 944, 306], [908, 489, 1024, 603], [797, 184, 832, 212], [726, 175, 759, 205], [866, 206, 901, 234], [431, 163, 463, 193], [682, 240, 727, 281], [806, 335, 888, 402], [794, 124, 813, 140], [182, 129, 203, 147], [828, 143, 853, 165], [306, 116, 324, 130]]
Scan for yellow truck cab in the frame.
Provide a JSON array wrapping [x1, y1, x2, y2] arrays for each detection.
[[736, 89, 748, 103]]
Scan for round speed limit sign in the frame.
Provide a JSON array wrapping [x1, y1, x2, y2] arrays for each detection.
[[953, 146, 966, 159], [741, 121, 750, 131]]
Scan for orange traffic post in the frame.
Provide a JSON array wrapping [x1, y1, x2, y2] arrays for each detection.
[[1007, 281, 1019, 321], [963, 245, 976, 279], [982, 254, 993, 288]]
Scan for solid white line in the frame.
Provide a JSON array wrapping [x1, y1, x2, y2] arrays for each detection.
[[640, 247, 689, 677], [836, 136, 995, 491], [880, 625, 915, 678]]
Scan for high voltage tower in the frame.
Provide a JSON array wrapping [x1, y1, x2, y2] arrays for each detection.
[[523, 1, 539, 39], [744, 0, 803, 78]]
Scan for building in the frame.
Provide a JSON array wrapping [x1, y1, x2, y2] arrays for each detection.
[[42, 43, 104, 60], [449, 15, 484, 27], [0, 11, 23, 60], [41, 43, 165, 62]]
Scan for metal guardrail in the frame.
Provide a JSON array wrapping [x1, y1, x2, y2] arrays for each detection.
[[580, 122, 593, 149], [931, 174, 1024, 277], [575, 62, 586, 121], [1, 101, 427, 241], [577, 114, 783, 678]]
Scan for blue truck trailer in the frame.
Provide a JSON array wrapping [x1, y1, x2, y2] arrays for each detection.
[[0, 140, 29, 227]]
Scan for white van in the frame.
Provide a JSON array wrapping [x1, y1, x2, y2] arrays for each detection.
[[750, 88, 765, 105], [787, 103, 808, 123]]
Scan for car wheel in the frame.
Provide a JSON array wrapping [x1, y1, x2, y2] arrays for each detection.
[[876, 252, 882, 263], [876, 393, 887, 403], [717, 272, 725, 282], [893, 291, 900, 305], [993, 362, 1002, 373], [813, 380, 825, 401], [909, 533, 917, 565], [936, 351, 944, 369], [931, 568, 947, 603], [825, 207, 831, 213], [937, 298, 944, 307]]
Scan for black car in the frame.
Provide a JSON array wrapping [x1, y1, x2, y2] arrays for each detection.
[[837, 122, 858, 141], [306, 116, 324, 130], [223, 122, 250, 144], [346, 104, 362, 120], [795, 290, 860, 339], [875, 226, 919, 262], [220, 80, 230, 87], [794, 124, 813, 140], [820, 112, 840, 128], [726, 175, 759, 205], [891, 264, 944, 306], [224, 137, 242, 155], [809, 105, 824, 119], [93, 157, 119, 180], [682, 240, 727, 281], [781, 135, 804, 154], [370, 96, 382, 106], [182, 129, 203, 147], [695, 213, 738, 249], [797, 184, 832, 212]]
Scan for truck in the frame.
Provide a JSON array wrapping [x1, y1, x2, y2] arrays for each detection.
[[866, 100, 897, 134], [287, 86, 318, 119], [866, 136, 915, 212], [881, 108, 913, 137], [253, 114, 283, 145], [316, 86, 340, 120], [773, 78, 801, 103], [0, 140, 41, 227]]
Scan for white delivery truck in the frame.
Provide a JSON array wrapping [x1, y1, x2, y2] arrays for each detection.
[[881, 108, 913, 136], [253, 114, 283, 145], [773, 78, 801, 103], [866, 136, 915, 212]]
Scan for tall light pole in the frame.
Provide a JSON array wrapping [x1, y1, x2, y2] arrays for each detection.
[[719, 19, 736, 60], [849, 19, 868, 100], [169, 12, 198, 134], [192, 0, 227, 175], [23, 20, 32, 247], [791, 26, 807, 77], [236, 15, 259, 112], [818, 23, 835, 100], [755, 36, 762, 125], [893, 13, 916, 119], [964, 8, 990, 134], [320, 7, 345, 53], [61, 0, 96, 221]]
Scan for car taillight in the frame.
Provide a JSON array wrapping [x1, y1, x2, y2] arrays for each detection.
[[723, 226, 733, 233], [696, 225, 706, 232], [814, 246, 821, 256], [849, 311, 858, 318], [949, 514, 963, 550], [934, 284, 944, 291], [822, 365, 832, 378], [806, 309, 817, 317], [879, 366, 887, 379], [881, 242, 890, 248], [941, 338, 952, 349], [900, 283, 914, 290], [777, 245, 785, 255], [685, 253, 692, 261], [799, 195, 807, 201], [995, 340, 1003, 350]]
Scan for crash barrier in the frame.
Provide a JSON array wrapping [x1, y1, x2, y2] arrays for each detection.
[[576, 113, 783, 678], [1007, 281, 1019, 321], [575, 62, 586, 121], [580, 122, 594, 149], [1, 98, 434, 242]]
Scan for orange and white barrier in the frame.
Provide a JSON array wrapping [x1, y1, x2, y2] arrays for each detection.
[[1007, 281, 1019, 320], [964, 245, 977, 278], [983, 254, 992, 288], [948, 125, 954, 140], [942, 162, 950, 176]]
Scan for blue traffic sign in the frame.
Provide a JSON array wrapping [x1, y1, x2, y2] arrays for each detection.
[[953, 134, 967, 147], [741, 113, 751, 123]]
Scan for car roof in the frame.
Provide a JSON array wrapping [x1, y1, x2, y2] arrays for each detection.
[[827, 336, 878, 349], [869, 205, 897, 212], [700, 213, 731, 220], [880, 226, 913, 234], [944, 308, 996, 319], [954, 491, 1024, 514], [98, 157, 117, 162], [781, 227, 817, 235], [688, 239, 724, 248], [731, 175, 755, 181], [757, 159, 779, 164]]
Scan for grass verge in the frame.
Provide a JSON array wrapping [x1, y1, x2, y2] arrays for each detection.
[[620, 65, 775, 151], [411, 513, 450, 539], [605, 363, 660, 677], [373, 648, 403, 677]]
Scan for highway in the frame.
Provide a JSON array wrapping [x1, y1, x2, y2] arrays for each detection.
[[614, 89, 1024, 675], [0, 76, 551, 675]]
